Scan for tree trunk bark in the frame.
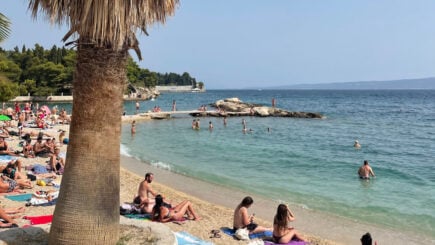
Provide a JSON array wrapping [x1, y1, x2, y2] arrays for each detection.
[[49, 42, 127, 244]]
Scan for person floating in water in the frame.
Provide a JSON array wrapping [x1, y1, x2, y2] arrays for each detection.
[[354, 140, 361, 149], [358, 160, 375, 179]]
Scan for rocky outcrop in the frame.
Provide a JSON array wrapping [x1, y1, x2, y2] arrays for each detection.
[[210, 98, 324, 119], [126, 85, 160, 100]]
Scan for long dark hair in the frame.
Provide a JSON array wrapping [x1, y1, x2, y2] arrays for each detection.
[[152, 194, 164, 220], [274, 204, 290, 229], [238, 196, 254, 208]]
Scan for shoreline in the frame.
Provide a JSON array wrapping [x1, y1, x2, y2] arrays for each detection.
[[120, 155, 430, 245]]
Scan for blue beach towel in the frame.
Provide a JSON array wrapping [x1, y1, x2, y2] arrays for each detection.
[[221, 227, 273, 239], [0, 155, 17, 163], [123, 213, 151, 220], [5, 193, 33, 202], [175, 231, 213, 245]]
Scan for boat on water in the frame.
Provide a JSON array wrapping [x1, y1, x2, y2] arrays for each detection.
[[191, 88, 201, 93]]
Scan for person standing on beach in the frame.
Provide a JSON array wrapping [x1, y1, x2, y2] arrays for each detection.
[[358, 160, 375, 179], [233, 196, 271, 235], [135, 101, 140, 114], [134, 172, 159, 213], [172, 100, 176, 111]]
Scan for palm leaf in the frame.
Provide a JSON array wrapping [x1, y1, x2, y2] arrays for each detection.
[[0, 13, 11, 43], [28, 0, 179, 59]]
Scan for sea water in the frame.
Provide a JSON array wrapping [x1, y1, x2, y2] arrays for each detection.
[[52, 90, 435, 238]]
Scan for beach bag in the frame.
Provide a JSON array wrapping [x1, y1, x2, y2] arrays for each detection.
[[235, 228, 250, 240]]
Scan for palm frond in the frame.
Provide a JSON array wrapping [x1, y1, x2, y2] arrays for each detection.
[[28, 0, 179, 58], [0, 13, 11, 43]]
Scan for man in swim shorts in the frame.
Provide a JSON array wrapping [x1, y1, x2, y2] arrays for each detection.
[[358, 160, 375, 179]]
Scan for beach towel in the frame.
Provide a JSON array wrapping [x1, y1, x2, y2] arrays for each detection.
[[221, 227, 273, 240], [264, 241, 308, 245], [5, 193, 33, 202], [23, 215, 53, 225], [175, 231, 213, 245], [0, 155, 17, 163], [31, 198, 57, 207], [123, 213, 151, 220]]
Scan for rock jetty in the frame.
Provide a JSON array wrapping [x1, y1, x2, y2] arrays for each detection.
[[190, 98, 324, 119]]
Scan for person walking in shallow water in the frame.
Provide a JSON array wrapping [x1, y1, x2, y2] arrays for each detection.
[[358, 160, 375, 179], [131, 120, 136, 135]]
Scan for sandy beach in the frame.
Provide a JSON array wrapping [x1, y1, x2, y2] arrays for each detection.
[[1, 117, 424, 245]]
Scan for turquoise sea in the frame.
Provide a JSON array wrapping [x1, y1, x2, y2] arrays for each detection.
[[49, 90, 435, 239], [118, 90, 435, 239]]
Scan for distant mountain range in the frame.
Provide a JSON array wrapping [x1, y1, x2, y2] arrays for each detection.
[[262, 77, 435, 90]]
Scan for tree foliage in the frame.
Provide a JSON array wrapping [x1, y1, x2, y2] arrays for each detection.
[[0, 44, 203, 97]]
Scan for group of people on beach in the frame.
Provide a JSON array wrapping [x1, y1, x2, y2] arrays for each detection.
[[133, 172, 201, 222], [131, 172, 307, 243], [0, 103, 71, 227]]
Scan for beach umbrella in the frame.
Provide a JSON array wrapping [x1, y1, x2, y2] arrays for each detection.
[[0, 115, 11, 121], [40, 105, 51, 115]]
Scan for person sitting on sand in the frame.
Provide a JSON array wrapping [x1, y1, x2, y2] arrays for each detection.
[[152, 194, 200, 222], [49, 147, 65, 174], [22, 138, 35, 158], [358, 160, 375, 179], [134, 172, 159, 213], [272, 204, 305, 243], [33, 136, 51, 157], [360, 232, 374, 245], [0, 136, 17, 156], [233, 196, 271, 234], [58, 130, 66, 146]]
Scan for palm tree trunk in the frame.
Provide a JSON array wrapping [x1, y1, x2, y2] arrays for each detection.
[[49, 42, 127, 244]]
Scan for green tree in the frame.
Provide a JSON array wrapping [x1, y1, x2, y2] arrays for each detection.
[[0, 78, 19, 102], [197, 81, 204, 89], [28, 1, 179, 244]]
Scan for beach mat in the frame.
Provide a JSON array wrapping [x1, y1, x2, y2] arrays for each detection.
[[23, 215, 53, 225], [264, 241, 308, 245], [175, 231, 213, 245], [31, 198, 58, 207], [221, 227, 273, 239], [5, 193, 32, 202], [0, 155, 17, 163], [123, 213, 151, 220]]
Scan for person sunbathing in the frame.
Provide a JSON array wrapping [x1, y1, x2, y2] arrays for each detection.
[[152, 194, 200, 222], [0, 136, 17, 156], [0, 175, 33, 192], [1, 159, 25, 180], [0, 207, 24, 228]]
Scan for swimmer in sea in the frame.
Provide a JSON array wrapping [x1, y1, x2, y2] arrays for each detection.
[[354, 140, 361, 149], [358, 160, 375, 179]]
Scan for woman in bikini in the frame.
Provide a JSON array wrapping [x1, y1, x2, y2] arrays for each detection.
[[49, 147, 65, 174], [152, 194, 200, 222], [272, 204, 305, 243]]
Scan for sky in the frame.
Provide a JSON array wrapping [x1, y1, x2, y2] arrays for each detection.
[[1, 0, 435, 89]]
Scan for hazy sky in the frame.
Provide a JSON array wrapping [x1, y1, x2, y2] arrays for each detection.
[[2, 1, 435, 89]]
